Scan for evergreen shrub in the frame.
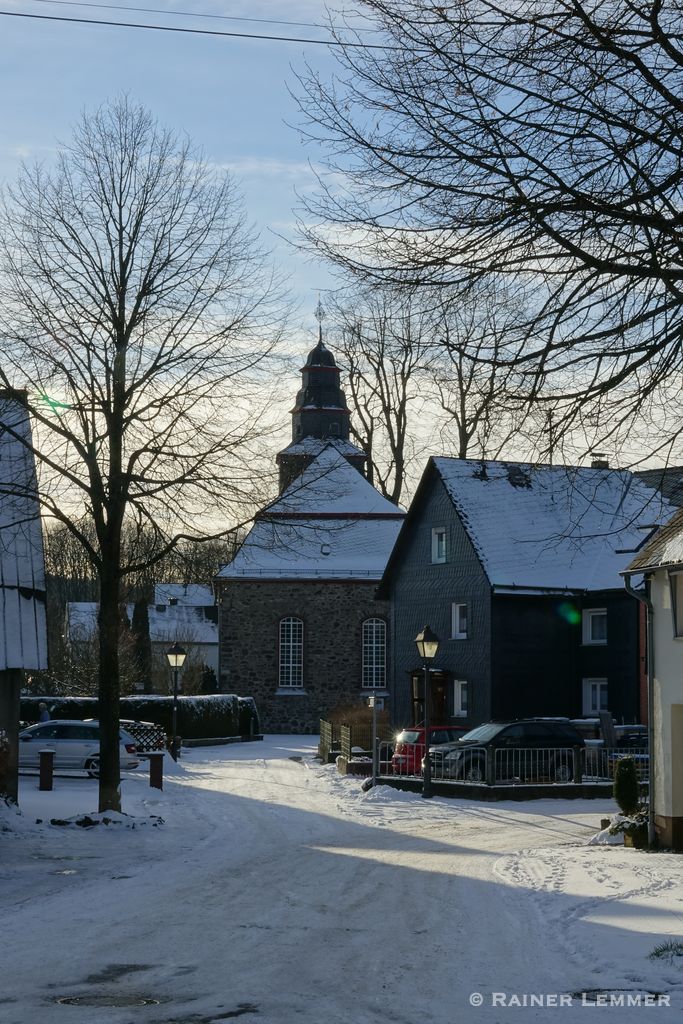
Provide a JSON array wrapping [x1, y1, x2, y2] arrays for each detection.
[[613, 756, 641, 816]]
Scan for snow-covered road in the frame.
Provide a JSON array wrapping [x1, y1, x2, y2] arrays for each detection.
[[2, 737, 682, 1023]]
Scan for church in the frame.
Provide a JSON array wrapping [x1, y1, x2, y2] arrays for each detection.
[[215, 328, 405, 733]]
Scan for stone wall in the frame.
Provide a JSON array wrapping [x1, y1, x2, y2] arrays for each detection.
[[217, 579, 390, 733]]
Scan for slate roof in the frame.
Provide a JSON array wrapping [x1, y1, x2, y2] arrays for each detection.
[[428, 458, 674, 592], [276, 435, 366, 463], [635, 467, 683, 508], [218, 446, 405, 581], [264, 446, 404, 519], [0, 394, 48, 671], [217, 518, 404, 581]]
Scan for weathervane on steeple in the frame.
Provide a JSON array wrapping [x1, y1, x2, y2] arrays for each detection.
[[314, 296, 325, 343]]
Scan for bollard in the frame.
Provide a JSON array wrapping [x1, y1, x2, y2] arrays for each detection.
[[148, 751, 164, 791], [39, 749, 54, 791]]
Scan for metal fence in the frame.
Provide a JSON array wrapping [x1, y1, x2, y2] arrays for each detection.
[[583, 747, 649, 783], [376, 742, 649, 787]]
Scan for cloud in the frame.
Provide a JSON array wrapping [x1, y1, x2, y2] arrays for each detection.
[[218, 157, 318, 180]]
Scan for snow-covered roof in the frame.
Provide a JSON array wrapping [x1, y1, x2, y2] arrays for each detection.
[[153, 583, 214, 607], [217, 518, 404, 580], [276, 436, 366, 461], [266, 446, 404, 519], [625, 506, 683, 573], [0, 394, 48, 670], [432, 458, 674, 591], [67, 601, 218, 645], [219, 447, 405, 581]]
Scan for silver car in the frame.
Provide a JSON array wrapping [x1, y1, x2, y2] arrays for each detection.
[[18, 719, 140, 775]]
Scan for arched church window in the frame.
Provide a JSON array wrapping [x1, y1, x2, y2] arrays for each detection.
[[279, 616, 304, 688], [362, 618, 386, 689]]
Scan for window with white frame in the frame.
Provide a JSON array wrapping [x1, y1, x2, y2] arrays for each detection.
[[453, 679, 469, 717], [279, 617, 304, 688], [582, 608, 607, 645], [431, 526, 446, 564], [451, 602, 468, 639], [362, 618, 386, 689], [582, 678, 608, 715], [669, 572, 683, 637]]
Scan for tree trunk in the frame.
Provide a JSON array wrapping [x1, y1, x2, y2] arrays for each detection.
[[0, 668, 22, 802], [98, 563, 122, 812]]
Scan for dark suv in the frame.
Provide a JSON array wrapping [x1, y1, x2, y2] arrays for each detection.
[[429, 719, 585, 784]]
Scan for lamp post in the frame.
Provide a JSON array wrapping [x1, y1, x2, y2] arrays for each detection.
[[166, 642, 187, 762], [415, 625, 440, 799], [368, 694, 378, 787]]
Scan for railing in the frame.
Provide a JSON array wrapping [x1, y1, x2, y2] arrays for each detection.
[[583, 747, 649, 783], [377, 744, 649, 787]]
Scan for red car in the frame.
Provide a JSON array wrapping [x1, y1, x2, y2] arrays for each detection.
[[391, 726, 467, 775]]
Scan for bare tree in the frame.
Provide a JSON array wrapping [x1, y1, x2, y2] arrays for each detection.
[[427, 285, 537, 460], [328, 287, 430, 503], [0, 98, 284, 810], [296, 1, 683, 454]]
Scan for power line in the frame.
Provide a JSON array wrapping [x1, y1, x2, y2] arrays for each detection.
[[26, 0, 336, 31], [0, 8, 390, 47]]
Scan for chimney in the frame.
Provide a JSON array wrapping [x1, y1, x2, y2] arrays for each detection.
[[591, 453, 610, 469]]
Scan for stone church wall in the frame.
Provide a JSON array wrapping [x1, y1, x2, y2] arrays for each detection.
[[217, 579, 390, 733]]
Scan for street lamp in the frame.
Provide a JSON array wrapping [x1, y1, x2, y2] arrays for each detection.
[[368, 694, 378, 787], [415, 625, 440, 799], [166, 642, 187, 762]]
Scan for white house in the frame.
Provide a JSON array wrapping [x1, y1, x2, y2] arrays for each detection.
[[625, 509, 683, 850]]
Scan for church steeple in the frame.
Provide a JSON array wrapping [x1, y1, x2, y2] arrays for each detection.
[[291, 303, 351, 444], [276, 305, 367, 492]]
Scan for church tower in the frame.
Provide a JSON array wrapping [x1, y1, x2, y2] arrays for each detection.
[[276, 303, 367, 492]]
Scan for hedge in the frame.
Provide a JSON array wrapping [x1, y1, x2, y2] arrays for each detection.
[[20, 694, 259, 740]]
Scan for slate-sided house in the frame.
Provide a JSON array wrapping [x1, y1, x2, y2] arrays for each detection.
[[0, 391, 48, 800], [624, 509, 683, 850], [379, 458, 674, 730], [215, 336, 405, 733]]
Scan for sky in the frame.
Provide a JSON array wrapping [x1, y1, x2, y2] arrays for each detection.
[[0, 1, 354, 334]]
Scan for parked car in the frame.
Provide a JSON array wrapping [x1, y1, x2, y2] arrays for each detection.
[[571, 720, 648, 778], [18, 720, 140, 775], [391, 725, 468, 775], [570, 718, 648, 748], [614, 724, 648, 748], [428, 719, 586, 783]]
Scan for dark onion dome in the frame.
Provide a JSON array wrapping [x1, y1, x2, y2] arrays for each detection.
[[304, 339, 337, 368]]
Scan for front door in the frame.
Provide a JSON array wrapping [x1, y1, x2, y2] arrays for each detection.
[[411, 670, 449, 724], [431, 672, 448, 722]]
